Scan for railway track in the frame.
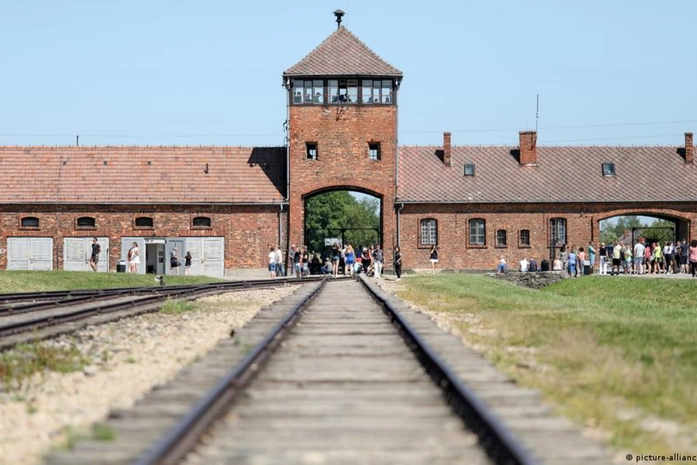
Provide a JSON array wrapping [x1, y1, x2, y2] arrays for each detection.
[[44, 277, 612, 465], [0, 277, 320, 350]]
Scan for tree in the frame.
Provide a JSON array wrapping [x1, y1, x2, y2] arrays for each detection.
[[304, 191, 380, 255]]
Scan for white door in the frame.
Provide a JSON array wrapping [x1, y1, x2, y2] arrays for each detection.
[[7, 237, 54, 270], [121, 237, 146, 274], [183, 237, 224, 277], [64, 237, 110, 272]]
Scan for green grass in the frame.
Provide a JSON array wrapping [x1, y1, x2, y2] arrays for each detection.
[[397, 274, 697, 455], [0, 270, 224, 293], [159, 298, 200, 315], [0, 341, 87, 389]]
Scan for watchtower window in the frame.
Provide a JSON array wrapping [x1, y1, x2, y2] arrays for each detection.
[[362, 79, 393, 104], [329, 79, 358, 104], [369, 143, 381, 161], [292, 79, 323, 105], [306, 142, 318, 160]]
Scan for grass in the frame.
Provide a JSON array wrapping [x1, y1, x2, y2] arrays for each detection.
[[0, 270, 224, 293], [0, 341, 87, 389], [158, 298, 200, 315], [397, 274, 697, 455]]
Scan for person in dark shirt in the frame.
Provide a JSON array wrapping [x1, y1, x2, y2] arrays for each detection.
[[89, 237, 101, 272]]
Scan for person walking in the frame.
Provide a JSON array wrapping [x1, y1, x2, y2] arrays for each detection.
[[89, 237, 101, 272], [268, 246, 276, 278], [184, 251, 192, 276], [331, 242, 341, 278], [274, 246, 284, 277], [393, 246, 403, 280], [170, 247, 181, 275], [598, 242, 608, 275], [690, 240, 697, 277], [373, 244, 384, 279], [429, 244, 438, 274], [128, 242, 140, 273]]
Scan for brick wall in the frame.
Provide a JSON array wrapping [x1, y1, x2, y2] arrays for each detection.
[[0, 204, 281, 271], [288, 104, 397, 258], [399, 203, 697, 271]]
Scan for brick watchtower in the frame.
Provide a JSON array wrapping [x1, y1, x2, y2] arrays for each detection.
[[283, 13, 403, 253]]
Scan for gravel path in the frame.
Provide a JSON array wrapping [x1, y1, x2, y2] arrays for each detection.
[[0, 286, 298, 465]]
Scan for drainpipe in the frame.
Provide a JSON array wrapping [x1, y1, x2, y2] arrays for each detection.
[[396, 201, 404, 247], [278, 203, 284, 249]]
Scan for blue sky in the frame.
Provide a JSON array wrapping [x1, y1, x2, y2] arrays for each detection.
[[1, 0, 695, 148]]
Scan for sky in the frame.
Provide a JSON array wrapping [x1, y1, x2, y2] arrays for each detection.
[[1, 0, 696, 148]]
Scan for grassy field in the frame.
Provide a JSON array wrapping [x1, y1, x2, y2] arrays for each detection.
[[0, 270, 224, 293], [396, 274, 697, 456]]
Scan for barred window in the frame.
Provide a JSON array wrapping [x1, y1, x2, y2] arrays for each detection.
[[496, 229, 507, 247], [420, 219, 438, 246], [519, 229, 531, 247], [469, 219, 486, 246]]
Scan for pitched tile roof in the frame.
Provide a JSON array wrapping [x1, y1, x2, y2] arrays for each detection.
[[399, 145, 697, 203], [284, 26, 402, 78], [0, 146, 286, 204]]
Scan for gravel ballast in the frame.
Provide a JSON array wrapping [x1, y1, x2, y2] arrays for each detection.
[[0, 286, 298, 465]]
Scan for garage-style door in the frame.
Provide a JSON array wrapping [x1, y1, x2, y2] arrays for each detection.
[[64, 237, 110, 272], [184, 237, 224, 277], [7, 237, 54, 270]]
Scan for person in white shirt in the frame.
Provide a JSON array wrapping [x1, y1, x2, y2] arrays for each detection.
[[633, 238, 646, 275], [519, 257, 529, 272]]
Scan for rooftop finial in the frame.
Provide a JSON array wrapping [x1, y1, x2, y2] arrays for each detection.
[[334, 9, 345, 28]]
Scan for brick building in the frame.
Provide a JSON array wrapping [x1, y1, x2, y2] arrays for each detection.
[[1, 19, 695, 275]]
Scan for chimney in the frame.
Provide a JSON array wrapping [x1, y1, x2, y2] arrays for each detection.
[[519, 131, 537, 165], [443, 132, 451, 167], [686, 132, 694, 164]]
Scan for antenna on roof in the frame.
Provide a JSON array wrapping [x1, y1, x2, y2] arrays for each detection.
[[334, 9, 345, 28], [535, 94, 539, 133], [76, 134, 79, 147]]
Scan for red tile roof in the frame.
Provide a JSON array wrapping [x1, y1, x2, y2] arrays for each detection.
[[399, 145, 697, 203], [0, 146, 286, 204], [284, 26, 402, 78]]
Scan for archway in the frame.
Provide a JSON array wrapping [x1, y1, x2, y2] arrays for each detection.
[[599, 213, 689, 246], [303, 188, 381, 262]]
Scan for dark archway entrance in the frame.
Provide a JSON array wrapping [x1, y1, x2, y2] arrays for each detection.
[[303, 189, 381, 261]]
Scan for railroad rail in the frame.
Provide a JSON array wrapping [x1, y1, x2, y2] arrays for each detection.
[[0, 277, 321, 350], [44, 277, 612, 465]]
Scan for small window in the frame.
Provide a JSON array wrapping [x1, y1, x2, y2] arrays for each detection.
[[420, 219, 438, 246], [76, 217, 96, 228], [469, 219, 486, 246], [20, 216, 39, 228], [464, 164, 475, 176], [135, 216, 154, 228], [496, 229, 507, 247], [369, 143, 381, 161], [192, 216, 212, 228], [519, 229, 531, 247], [306, 142, 318, 160], [602, 163, 616, 176]]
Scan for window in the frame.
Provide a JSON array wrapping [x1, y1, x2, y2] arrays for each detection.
[[20, 216, 39, 228], [602, 162, 616, 176], [464, 164, 475, 176], [496, 229, 507, 247], [469, 219, 486, 246], [76, 217, 96, 228], [135, 216, 154, 228], [291, 79, 324, 105], [369, 142, 381, 161], [329, 79, 358, 104], [519, 229, 531, 247], [192, 216, 211, 228], [550, 218, 567, 247], [420, 219, 438, 246], [306, 142, 318, 160]]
